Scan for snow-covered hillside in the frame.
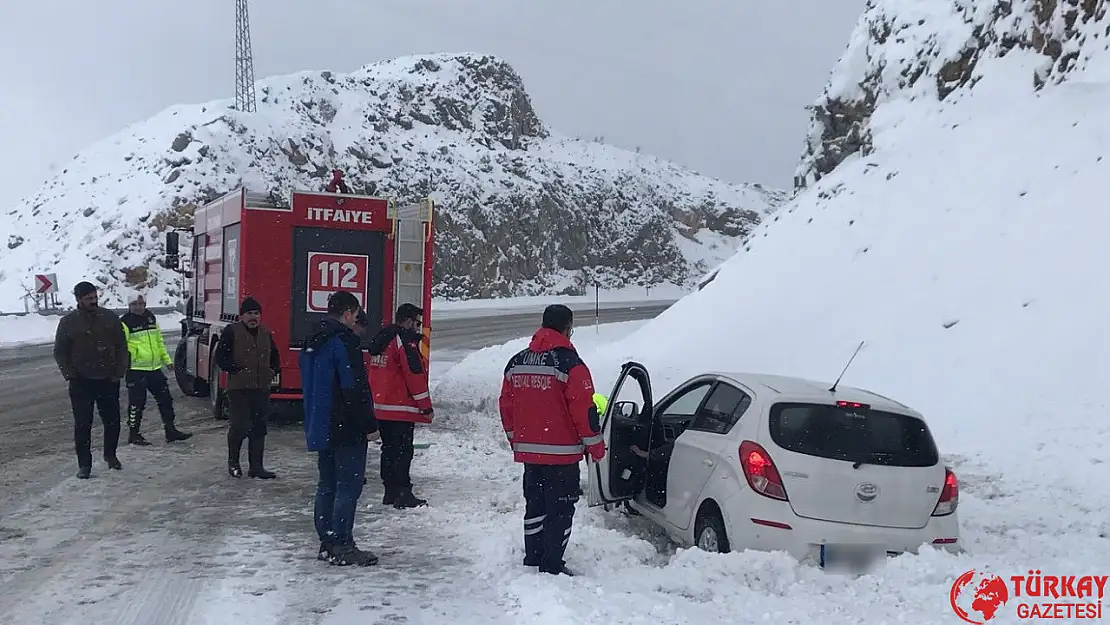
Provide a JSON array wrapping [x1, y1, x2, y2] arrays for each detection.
[[430, 2, 1110, 623], [794, 0, 1108, 188], [0, 53, 786, 310]]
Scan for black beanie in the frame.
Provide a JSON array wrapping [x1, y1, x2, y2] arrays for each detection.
[[541, 304, 573, 332], [240, 297, 261, 314], [73, 281, 97, 297]]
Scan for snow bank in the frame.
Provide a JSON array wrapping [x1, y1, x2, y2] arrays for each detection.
[[418, 22, 1110, 625], [433, 320, 649, 407], [0, 312, 183, 348], [431, 286, 683, 318]]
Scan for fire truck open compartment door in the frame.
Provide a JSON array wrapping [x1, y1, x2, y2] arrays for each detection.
[[290, 227, 386, 349], [390, 199, 433, 356]]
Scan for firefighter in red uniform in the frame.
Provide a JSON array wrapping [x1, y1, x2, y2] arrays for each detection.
[[367, 303, 432, 508], [498, 304, 606, 577], [326, 168, 351, 194]]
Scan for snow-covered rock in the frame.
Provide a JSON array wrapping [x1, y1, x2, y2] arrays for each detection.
[[794, 0, 1109, 188], [0, 53, 786, 310]]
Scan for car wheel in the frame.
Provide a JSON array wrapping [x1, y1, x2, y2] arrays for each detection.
[[694, 506, 731, 554]]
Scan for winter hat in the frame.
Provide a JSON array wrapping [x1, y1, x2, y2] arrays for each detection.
[[127, 291, 146, 304], [73, 281, 97, 297], [240, 297, 262, 314]]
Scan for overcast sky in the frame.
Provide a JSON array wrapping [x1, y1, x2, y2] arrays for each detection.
[[0, 0, 865, 211]]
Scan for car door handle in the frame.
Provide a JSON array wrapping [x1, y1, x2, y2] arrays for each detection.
[[701, 458, 714, 467]]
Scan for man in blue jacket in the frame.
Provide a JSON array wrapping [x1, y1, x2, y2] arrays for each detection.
[[300, 290, 379, 567]]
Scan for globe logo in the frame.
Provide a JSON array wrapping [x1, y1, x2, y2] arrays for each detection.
[[950, 569, 1010, 623]]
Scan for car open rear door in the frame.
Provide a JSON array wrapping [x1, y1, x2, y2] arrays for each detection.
[[587, 361, 653, 506]]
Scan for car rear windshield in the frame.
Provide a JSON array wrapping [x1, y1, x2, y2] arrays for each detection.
[[768, 402, 939, 467]]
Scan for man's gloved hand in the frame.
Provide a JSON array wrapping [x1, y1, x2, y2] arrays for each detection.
[[586, 441, 606, 462], [422, 408, 434, 420]]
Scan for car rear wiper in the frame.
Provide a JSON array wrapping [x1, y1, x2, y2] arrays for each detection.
[[851, 452, 896, 469]]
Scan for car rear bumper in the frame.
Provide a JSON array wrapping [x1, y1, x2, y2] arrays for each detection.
[[719, 491, 961, 563]]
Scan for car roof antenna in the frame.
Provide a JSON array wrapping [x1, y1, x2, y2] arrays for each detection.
[[828, 340, 866, 393]]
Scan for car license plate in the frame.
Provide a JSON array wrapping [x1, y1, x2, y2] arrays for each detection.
[[820, 543, 886, 573]]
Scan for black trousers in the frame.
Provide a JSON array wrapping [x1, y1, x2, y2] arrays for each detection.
[[126, 369, 175, 431], [68, 377, 122, 469], [522, 463, 581, 574], [227, 389, 269, 463], [379, 420, 415, 492]]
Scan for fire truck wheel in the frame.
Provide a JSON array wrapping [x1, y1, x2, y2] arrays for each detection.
[[210, 358, 231, 421], [174, 341, 209, 398]]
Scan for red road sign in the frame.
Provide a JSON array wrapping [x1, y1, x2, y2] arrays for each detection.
[[306, 252, 369, 312], [34, 273, 56, 294]]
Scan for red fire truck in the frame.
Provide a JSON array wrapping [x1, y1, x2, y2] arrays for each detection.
[[164, 186, 434, 419]]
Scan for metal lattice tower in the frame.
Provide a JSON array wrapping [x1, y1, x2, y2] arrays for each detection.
[[234, 0, 257, 112]]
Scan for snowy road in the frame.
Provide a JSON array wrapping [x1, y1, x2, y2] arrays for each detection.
[[0, 302, 670, 462], [0, 303, 669, 625]]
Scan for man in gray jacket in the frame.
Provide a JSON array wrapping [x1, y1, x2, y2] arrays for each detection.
[[53, 281, 130, 478]]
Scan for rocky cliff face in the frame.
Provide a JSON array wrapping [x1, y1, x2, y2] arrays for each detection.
[[794, 0, 1109, 189], [0, 53, 786, 309]]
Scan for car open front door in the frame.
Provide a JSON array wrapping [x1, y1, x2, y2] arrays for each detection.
[[587, 361, 653, 507]]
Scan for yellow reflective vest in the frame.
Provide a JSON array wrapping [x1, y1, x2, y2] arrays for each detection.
[[121, 311, 172, 371], [592, 392, 608, 415]]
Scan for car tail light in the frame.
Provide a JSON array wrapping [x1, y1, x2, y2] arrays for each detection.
[[932, 466, 958, 516], [836, 400, 869, 410], [739, 440, 788, 501]]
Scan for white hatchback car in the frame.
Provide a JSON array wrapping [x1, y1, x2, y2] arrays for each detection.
[[586, 361, 960, 571]]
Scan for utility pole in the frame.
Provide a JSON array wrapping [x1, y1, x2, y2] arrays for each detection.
[[234, 0, 257, 113]]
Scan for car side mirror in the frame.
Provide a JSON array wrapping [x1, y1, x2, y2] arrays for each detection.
[[613, 400, 639, 420], [165, 231, 180, 270]]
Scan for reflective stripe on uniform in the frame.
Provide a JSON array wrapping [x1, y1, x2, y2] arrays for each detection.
[[412, 391, 429, 400], [504, 365, 569, 382], [581, 434, 604, 446], [524, 514, 545, 535], [512, 442, 584, 455], [373, 403, 423, 413]]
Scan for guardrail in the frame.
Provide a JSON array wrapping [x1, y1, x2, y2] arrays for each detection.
[[0, 306, 181, 318]]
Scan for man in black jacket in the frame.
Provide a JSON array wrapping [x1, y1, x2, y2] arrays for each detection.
[[215, 297, 282, 479], [53, 281, 129, 478]]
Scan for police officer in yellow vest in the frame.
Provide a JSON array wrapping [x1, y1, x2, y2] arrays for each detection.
[[120, 293, 192, 445]]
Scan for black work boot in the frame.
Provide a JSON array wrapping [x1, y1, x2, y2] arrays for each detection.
[[392, 488, 427, 509], [77, 466, 91, 479], [329, 543, 379, 567], [382, 489, 398, 506], [539, 560, 575, 576], [247, 436, 276, 479], [165, 426, 193, 443], [128, 426, 151, 446], [105, 456, 123, 470]]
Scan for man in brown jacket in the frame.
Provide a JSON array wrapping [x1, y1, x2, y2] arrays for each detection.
[[53, 281, 129, 478], [216, 297, 282, 479]]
